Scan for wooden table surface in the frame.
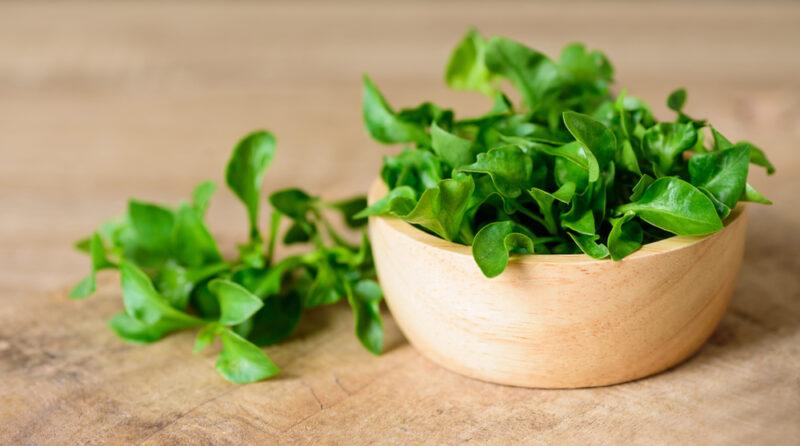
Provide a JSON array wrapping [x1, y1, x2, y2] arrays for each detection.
[[1, 1, 799, 444]]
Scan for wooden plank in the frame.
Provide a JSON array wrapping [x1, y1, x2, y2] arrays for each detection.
[[1, 1, 799, 444]]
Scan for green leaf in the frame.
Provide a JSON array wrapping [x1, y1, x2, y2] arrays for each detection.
[[458, 145, 532, 198], [109, 313, 168, 344], [380, 148, 443, 190], [192, 280, 221, 319], [347, 279, 384, 355], [359, 176, 474, 243], [225, 130, 276, 239], [613, 93, 642, 175], [74, 237, 91, 253], [554, 156, 589, 193], [350, 232, 374, 268], [119, 261, 204, 339], [397, 101, 452, 129], [155, 260, 193, 310], [269, 188, 316, 220], [69, 274, 97, 300], [608, 212, 643, 260], [192, 181, 216, 216], [616, 139, 641, 175], [305, 259, 343, 307], [128, 199, 175, 256], [560, 185, 597, 235], [216, 327, 280, 384], [643, 122, 697, 174], [617, 177, 722, 235], [667, 88, 687, 112], [362, 75, 428, 145], [558, 42, 613, 84], [529, 182, 576, 234], [699, 187, 731, 220], [247, 256, 302, 297], [741, 182, 772, 205], [96, 216, 131, 254], [329, 196, 369, 228], [89, 232, 112, 267], [247, 291, 303, 346], [355, 186, 417, 219], [209, 279, 264, 326], [445, 29, 495, 95], [431, 121, 474, 168], [172, 203, 222, 268], [630, 174, 654, 201], [738, 141, 775, 175], [561, 204, 595, 235], [504, 137, 600, 183], [69, 233, 111, 299], [465, 174, 510, 216], [689, 145, 750, 208], [282, 221, 313, 245], [568, 233, 609, 259], [484, 37, 561, 113], [562, 111, 616, 168], [490, 92, 514, 114], [711, 127, 734, 150], [472, 221, 535, 278], [193, 323, 221, 353], [237, 239, 265, 269], [403, 176, 475, 241]]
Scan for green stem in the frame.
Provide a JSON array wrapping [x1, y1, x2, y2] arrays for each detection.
[[265, 211, 282, 265], [188, 262, 231, 283], [511, 202, 549, 229], [311, 208, 357, 250]]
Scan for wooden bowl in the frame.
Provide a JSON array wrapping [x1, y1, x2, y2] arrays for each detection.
[[367, 180, 747, 388]]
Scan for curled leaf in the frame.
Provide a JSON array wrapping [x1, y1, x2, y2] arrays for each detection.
[[608, 212, 643, 260], [472, 221, 536, 278], [568, 233, 609, 259]]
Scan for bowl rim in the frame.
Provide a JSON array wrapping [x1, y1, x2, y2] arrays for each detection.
[[368, 178, 746, 265]]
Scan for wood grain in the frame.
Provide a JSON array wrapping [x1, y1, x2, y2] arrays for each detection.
[[1, 1, 799, 444]]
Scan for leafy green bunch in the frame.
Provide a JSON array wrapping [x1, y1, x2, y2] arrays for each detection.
[[358, 30, 774, 277], [71, 131, 383, 383]]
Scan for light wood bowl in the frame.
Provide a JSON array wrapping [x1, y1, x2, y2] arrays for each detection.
[[367, 180, 747, 388]]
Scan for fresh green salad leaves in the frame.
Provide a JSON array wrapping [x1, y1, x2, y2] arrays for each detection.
[[362, 30, 774, 277], [72, 131, 382, 383], [71, 30, 777, 383]]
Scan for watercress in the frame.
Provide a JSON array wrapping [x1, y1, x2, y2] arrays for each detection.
[[360, 30, 774, 277], [71, 131, 382, 383]]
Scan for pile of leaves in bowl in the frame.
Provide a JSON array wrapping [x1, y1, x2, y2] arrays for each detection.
[[359, 30, 774, 277]]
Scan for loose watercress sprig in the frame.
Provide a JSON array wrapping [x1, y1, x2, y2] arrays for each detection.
[[71, 131, 383, 383], [360, 30, 774, 277]]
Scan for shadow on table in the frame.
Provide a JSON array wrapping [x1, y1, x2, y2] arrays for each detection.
[[694, 209, 800, 362], [287, 302, 408, 353]]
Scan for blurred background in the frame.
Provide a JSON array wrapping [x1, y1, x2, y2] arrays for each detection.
[[1, 0, 798, 296]]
